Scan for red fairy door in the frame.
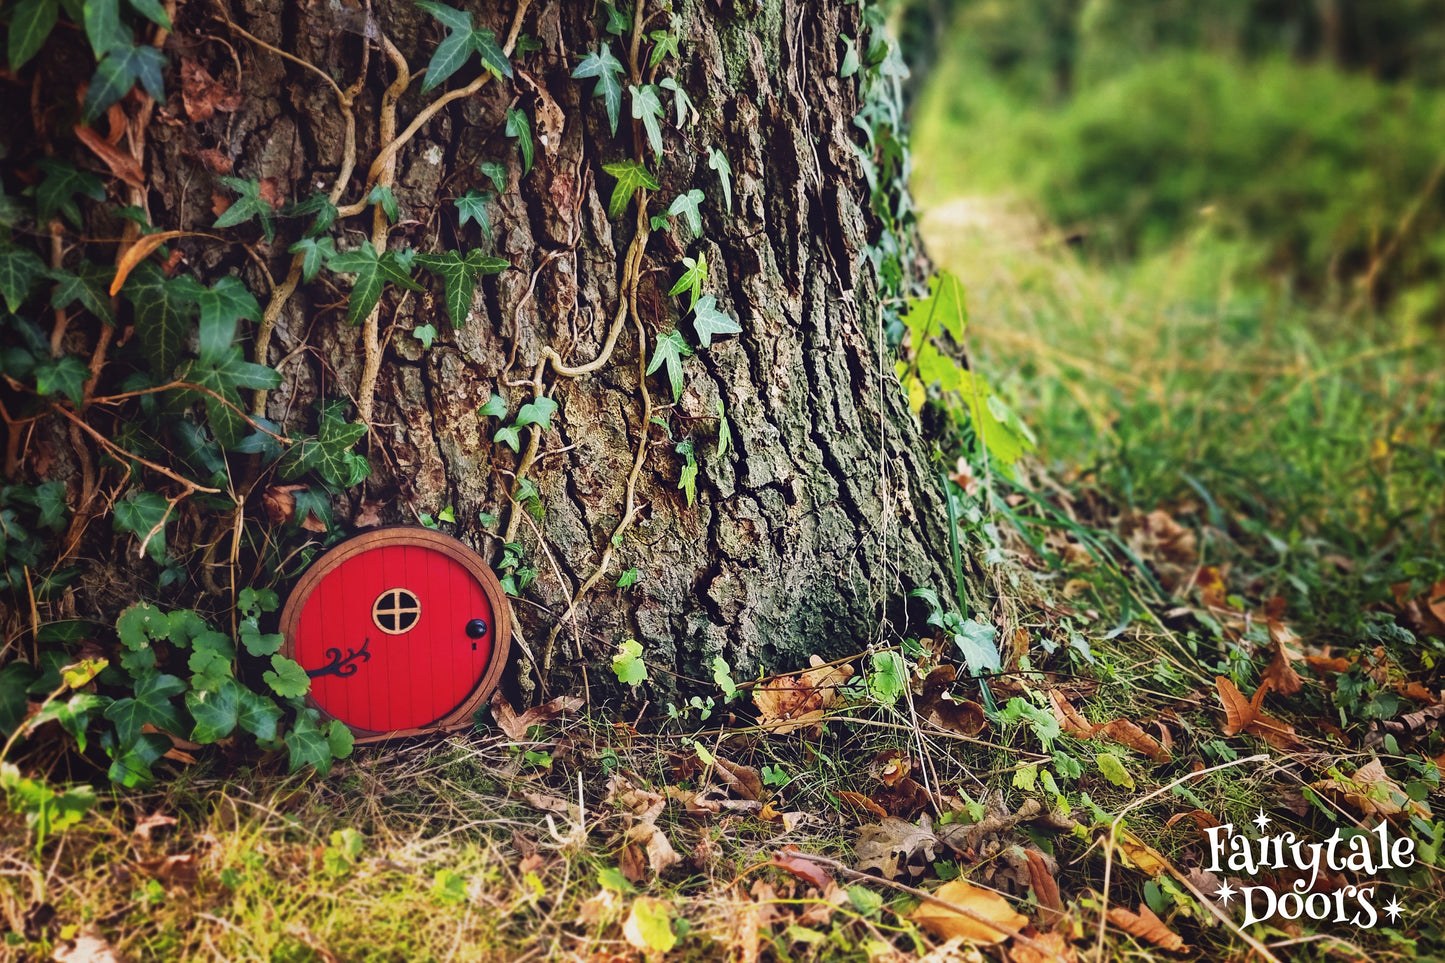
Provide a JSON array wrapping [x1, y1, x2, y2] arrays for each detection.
[[279, 529, 511, 738]]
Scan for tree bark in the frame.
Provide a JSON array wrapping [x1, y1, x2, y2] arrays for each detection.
[[38, 0, 960, 700]]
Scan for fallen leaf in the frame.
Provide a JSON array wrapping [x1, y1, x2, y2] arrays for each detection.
[[1047, 691, 1094, 738], [131, 812, 176, 842], [110, 231, 204, 295], [1024, 848, 1063, 924], [52, 925, 129, 963], [489, 692, 583, 741], [1304, 654, 1352, 675], [919, 665, 987, 735], [623, 896, 677, 953], [1311, 758, 1432, 818], [74, 125, 144, 189], [1010, 931, 1078, 963], [713, 756, 763, 800], [839, 790, 887, 819], [1106, 903, 1186, 952], [754, 656, 853, 734], [855, 816, 939, 880], [261, 484, 305, 525], [352, 497, 385, 528], [1396, 681, 1437, 704], [576, 887, 622, 926], [1115, 829, 1170, 878], [1196, 565, 1229, 610], [516, 68, 564, 158], [873, 749, 912, 787], [1214, 676, 1300, 750], [1097, 719, 1170, 763], [1262, 605, 1304, 696], [137, 853, 198, 891], [910, 878, 1028, 945], [195, 149, 233, 175], [1163, 809, 1219, 831], [771, 849, 831, 889], [180, 58, 242, 122]]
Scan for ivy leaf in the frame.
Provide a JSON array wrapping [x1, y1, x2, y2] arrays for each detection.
[[572, 44, 626, 136], [412, 323, 438, 349], [185, 678, 240, 743], [104, 672, 186, 747], [9, 0, 59, 71], [659, 77, 693, 128], [611, 639, 647, 686], [34, 356, 90, 407], [454, 189, 492, 239], [106, 732, 169, 787], [708, 147, 733, 213], [328, 241, 422, 326], [48, 261, 116, 325], [478, 160, 507, 193], [506, 107, 534, 175], [123, 262, 197, 377], [646, 329, 692, 402], [126, 0, 171, 29], [616, 567, 641, 588], [417, 2, 512, 92], [236, 686, 280, 741], [414, 249, 503, 327], [601, 160, 659, 219], [716, 400, 731, 460], [183, 346, 279, 449], [493, 425, 521, 452], [676, 438, 697, 506], [841, 35, 860, 78], [113, 489, 173, 562], [0, 241, 47, 312], [188, 631, 235, 690], [84, 43, 167, 121], [648, 29, 679, 67], [35, 159, 105, 228], [288, 236, 335, 282], [366, 184, 399, 223], [263, 654, 310, 700], [602, 1, 630, 35], [667, 254, 707, 308], [284, 709, 335, 774], [690, 294, 741, 348], [194, 275, 260, 364], [327, 718, 354, 760], [666, 189, 705, 238], [276, 399, 369, 488], [514, 396, 558, 431], [629, 84, 664, 160], [285, 192, 338, 237], [81, 0, 128, 59], [479, 393, 508, 419], [213, 176, 277, 242]]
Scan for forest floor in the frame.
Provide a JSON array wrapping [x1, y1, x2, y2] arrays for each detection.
[[5, 202, 1445, 962]]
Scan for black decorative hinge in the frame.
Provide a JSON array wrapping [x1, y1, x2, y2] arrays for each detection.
[[306, 637, 372, 679]]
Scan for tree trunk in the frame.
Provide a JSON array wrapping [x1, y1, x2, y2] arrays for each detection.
[[19, 0, 959, 701]]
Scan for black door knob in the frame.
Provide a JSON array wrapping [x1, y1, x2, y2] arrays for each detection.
[[465, 618, 488, 639]]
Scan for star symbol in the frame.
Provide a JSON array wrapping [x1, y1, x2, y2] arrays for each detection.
[[1215, 881, 1237, 905], [1384, 896, 1406, 922], [1252, 809, 1272, 833]]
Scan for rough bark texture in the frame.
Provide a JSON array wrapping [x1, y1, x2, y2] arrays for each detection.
[[59, 0, 957, 699]]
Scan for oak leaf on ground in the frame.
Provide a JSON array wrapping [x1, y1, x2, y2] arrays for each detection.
[[753, 656, 853, 733]]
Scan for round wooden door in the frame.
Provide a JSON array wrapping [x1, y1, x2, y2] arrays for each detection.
[[278, 528, 511, 740]]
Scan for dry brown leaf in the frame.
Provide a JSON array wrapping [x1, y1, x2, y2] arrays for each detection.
[[855, 816, 938, 880], [1106, 903, 1186, 952], [874, 775, 931, 819], [110, 231, 202, 295], [1097, 719, 1171, 763], [1397, 681, 1437, 704], [625, 823, 681, 875], [770, 849, 831, 889], [180, 58, 242, 122], [713, 756, 763, 800], [753, 656, 852, 733], [1024, 848, 1063, 925], [1262, 603, 1305, 696], [74, 125, 144, 188], [919, 665, 987, 735], [137, 853, 198, 891], [1214, 676, 1300, 749], [1163, 809, 1219, 831], [874, 749, 911, 787], [910, 878, 1028, 945], [1047, 691, 1094, 738], [1196, 566, 1228, 610], [1010, 931, 1078, 963], [839, 790, 887, 818], [516, 68, 564, 157], [1311, 758, 1432, 818], [352, 497, 386, 529], [575, 887, 622, 926], [488, 692, 582, 741], [1305, 654, 1352, 675], [1116, 830, 1169, 878], [131, 811, 176, 842]]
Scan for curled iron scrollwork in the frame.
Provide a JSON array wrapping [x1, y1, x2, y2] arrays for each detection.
[[305, 637, 372, 679]]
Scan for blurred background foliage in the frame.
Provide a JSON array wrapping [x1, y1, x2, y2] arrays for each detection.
[[902, 0, 1445, 638]]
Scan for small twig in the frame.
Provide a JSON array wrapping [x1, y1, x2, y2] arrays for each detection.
[[91, 381, 294, 443], [51, 404, 221, 494]]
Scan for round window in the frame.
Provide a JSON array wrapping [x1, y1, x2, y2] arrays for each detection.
[[372, 587, 421, 634]]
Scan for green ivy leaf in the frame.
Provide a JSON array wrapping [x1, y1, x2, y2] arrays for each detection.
[[413, 249, 505, 327], [236, 686, 280, 741], [103, 672, 186, 747], [690, 294, 741, 348], [666, 189, 705, 239], [366, 184, 399, 224], [628, 84, 664, 160], [412, 323, 438, 349], [616, 567, 641, 589], [81, 0, 128, 60], [513, 396, 558, 431], [8, 0, 59, 70], [840, 36, 860, 78], [34, 356, 90, 407], [35, 159, 105, 228], [646, 329, 692, 402], [113, 490, 173, 562], [478, 160, 507, 194], [0, 241, 47, 312], [867, 651, 907, 705], [84, 43, 167, 121], [506, 107, 534, 175], [48, 261, 116, 325], [186, 678, 240, 743], [275, 399, 369, 488], [328, 241, 422, 326], [707, 147, 733, 213], [659, 76, 693, 128], [712, 656, 737, 701], [327, 718, 354, 760], [123, 262, 196, 376], [572, 44, 625, 136], [676, 438, 697, 506], [601, 160, 659, 219], [454, 189, 492, 239], [647, 29, 679, 67], [106, 731, 169, 788], [493, 425, 521, 452], [602, 1, 630, 35], [126, 0, 172, 30], [187, 632, 235, 690], [667, 254, 706, 307], [283, 709, 332, 773], [288, 236, 335, 282], [479, 393, 508, 419], [263, 654, 310, 700], [417, 2, 512, 92], [116, 602, 169, 651], [194, 276, 260, 365], [213, 176, 277, 242], [285, 192, 339, 237], [954, 618, 1001, 673]]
